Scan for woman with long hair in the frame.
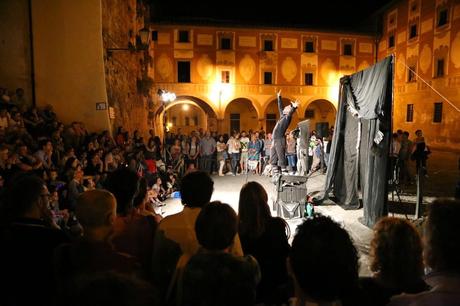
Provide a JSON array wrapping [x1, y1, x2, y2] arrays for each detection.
[[360, 217, 428, 306], [238, 181, 291, 305]]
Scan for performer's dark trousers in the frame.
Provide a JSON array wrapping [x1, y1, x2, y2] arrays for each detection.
[[270, 138, 287, 169]]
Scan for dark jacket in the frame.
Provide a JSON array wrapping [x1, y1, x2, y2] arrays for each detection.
[[0, 218, 69, 306], [273, 95, 297, 139]]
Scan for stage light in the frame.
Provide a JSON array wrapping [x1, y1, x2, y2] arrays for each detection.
[[182, 104, 190, 111]]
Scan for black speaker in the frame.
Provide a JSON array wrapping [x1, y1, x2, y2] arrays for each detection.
[[297, 119, 310, 150], [152, 31, 158, 41]]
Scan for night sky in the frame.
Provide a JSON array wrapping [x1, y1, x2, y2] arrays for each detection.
[[150, 0, 395, 32]]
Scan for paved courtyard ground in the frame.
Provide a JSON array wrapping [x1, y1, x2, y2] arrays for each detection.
[[161, 149, 459, 277]]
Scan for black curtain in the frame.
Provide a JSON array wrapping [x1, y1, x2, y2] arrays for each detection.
[[324, 56, 393, 227]]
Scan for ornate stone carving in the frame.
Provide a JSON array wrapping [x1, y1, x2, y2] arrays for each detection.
[[281, 57, 297, 82], [239, 54, 256, 82], [450, 31, 460, 68], [197, 54, 213, 81], [156, 54, 173, 81], [419, 44, 432, 73]]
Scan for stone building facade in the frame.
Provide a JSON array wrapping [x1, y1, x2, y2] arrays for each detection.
[[149, 24, 376, 138], [378, 0, 460, 150]]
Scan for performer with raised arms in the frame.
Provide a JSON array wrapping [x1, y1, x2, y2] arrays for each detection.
[[270, 89, 299, 173]]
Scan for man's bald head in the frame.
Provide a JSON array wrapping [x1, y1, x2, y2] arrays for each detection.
[[76, 190, 116, 229]]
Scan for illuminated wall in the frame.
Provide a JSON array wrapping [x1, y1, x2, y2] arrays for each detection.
[[150, 24, 375, 135], [378, 0, 460, 150], [31, 0, 111, 132]]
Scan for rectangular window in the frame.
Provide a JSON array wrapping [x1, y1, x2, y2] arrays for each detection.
[[266, 113, 277, 133], [433, 102, 443, 123], [230, 113, 240, 133], [178, 61, 191, 83], [220, 38, 231, 50], [263, 72, 273, 84], [178, 30, 189, 42], [172, 116, 177, 126], [408, 66, 416, 82], [221, 71, 230, 83], [304, 73, 313, 85], [305, 110, 315, 119], [438, 8, 448, 27], [304, 41, 314, 52], [263, 39, 273, 51], [343, 43, 353, 56], [436, 59, 445, 77], [185, 117, 190, 126], [406, 104, 414, 122], [409, 24, 418, 39], [388, 35, 395, 48], [193, 116, 198, 126]]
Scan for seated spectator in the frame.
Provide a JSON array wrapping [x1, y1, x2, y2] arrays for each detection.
[[0, 174, 68, 306], [361, 217, 428, 306], [63, 272, 159, 306], [152, 171, 243, 303], [289, 216, 363, 306], [181, 201, 260, 306], [389, 199, 460, 306], [133, 177, 162, 221], [238, 181, 291, 305], [0, 109, 9, 132], [54, 190, 139, 296], [34, 138, 54, 170], [105, 167, 158, 280]]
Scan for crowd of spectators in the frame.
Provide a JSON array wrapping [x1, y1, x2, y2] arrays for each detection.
[[0, 87, 459, 306]]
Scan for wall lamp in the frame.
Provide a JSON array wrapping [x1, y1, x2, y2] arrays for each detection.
[[106, 27, 151, 58], [157, 89, 176, 103]]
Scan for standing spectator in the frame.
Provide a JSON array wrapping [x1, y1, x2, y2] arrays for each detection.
[[216, 135, 227, 176], [227, 132, 241, 176], [286, 131, 297, 174], [152, 171, 243, 303], [289, 216, 363, 306], [238, 182, 291, 305], [199, 131, 216, 174], [181, 201, 260, 306], [411, 129, 429, 177], [185, 135, 200, 172], [361, 217, 428, 306], [239, 131, 250, 174], [389, 199, 460, 306], [399, 131, 413, 184], [262, 132, 272, 174], [248, 133, 262, 174], [389, 133, 401, 182]]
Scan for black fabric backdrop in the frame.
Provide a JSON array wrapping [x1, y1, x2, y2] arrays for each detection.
[[324, 56, 393, 228]]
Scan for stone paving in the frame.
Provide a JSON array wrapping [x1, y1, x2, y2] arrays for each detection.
[[161, 149, 459, 277]]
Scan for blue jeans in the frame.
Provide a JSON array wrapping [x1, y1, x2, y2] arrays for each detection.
[[287, 154, 297, 170], [231, 153, 240, 174]]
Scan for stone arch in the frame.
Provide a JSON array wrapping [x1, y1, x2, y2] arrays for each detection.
[[224, 98, 259, 134], [304, 99, 337, 138], [154, 95, 219, 136]]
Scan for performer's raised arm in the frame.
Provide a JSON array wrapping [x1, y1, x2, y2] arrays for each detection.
[[287, 100, 299, 117], [277, 89, 283, 116]]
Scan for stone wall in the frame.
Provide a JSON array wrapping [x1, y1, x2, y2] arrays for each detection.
[[0, 0, 32, 105], [102, 0, 153, 137]]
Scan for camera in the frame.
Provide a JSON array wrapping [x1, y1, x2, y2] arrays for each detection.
[[292, 127, 300, 139]]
